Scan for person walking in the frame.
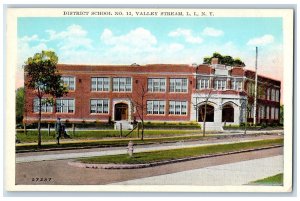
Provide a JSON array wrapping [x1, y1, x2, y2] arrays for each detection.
[[55, 118, 62, 145]]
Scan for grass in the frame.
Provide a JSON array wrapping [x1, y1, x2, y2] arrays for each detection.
[[249, 173, 283, 185], [16, 130, 201, 143], [16, 134, 211, 151], [78, 138, 283, 164]]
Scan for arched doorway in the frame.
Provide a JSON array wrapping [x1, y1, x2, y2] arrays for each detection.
[[198, 104, 214, 122], [115, 103, 128, 121], [222, 104, 234, 122]]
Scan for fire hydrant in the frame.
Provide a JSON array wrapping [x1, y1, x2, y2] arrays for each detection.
[[127, 141, 134, 157]]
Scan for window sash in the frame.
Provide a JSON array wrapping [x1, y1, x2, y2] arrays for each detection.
[[148, 78, 166, 92], [170, 78, 188, 92], [90, 99, 109, 114], [62, 76, 75, 91], [56, 99, 75, 113], [147, 100, 165, 114], [33, 98, 53, 113], [169, 101, 187, 115], [113, 77, 132, 92], [91, 77, 110, 91], [214, 80, 227, 90], [232, 80, 242, 91]]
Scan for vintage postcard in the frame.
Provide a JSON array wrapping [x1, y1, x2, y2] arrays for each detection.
[[5, 7, 294, 192]]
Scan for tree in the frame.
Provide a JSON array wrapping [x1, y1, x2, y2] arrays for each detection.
[[24, 51, 68, 147], [203, 52, 245, 67], [16, 87, 25, 124], [128, 82, 148, 140]]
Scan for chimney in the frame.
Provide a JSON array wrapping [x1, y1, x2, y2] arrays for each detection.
[[211, 58, 219, 64]]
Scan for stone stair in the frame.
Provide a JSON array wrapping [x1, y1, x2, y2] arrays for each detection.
[[114, 121, 133, 130], [200, 122, 224, 131]]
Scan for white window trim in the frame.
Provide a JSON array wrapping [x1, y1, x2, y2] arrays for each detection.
[[112, 77, 132, 92], [197, 77, 210, 89], [169, 100, 188, 115], [147, 100, 166, 115], [33, 98, 53, 113], [148, 78, 166, 92], [214, 79, 227, 90], [169, 78, 188, 93], [56, 99, 75, 114], [232, 79, 243, 91], [62, 76, 76, 91], [90, 99, 109, 114], [91, 77, 110, 92]]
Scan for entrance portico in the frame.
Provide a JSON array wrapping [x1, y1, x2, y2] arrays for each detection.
[[112, 98, 132, 121]]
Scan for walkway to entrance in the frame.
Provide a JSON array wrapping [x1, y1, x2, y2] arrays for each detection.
[[114, 103, 128, 121]]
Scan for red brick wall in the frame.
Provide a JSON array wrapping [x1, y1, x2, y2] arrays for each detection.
[[24, 64, 194, 123]]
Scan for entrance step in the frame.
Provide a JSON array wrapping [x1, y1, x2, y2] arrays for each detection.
[[199, 123, 224, 131], [114, 121, 133, 130]]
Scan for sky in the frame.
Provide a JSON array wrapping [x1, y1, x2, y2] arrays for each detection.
[[17, 17, 283, 97]]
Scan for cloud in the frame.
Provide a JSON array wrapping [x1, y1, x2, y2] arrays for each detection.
[[202, 27, 224, 37], [168, 28, 203, 44], [247, 34, 274, 46], [100, 27, 157, 48], [19, 34, 39, 43], [46, 24, 93, 50], [168, 43, 184, 52]]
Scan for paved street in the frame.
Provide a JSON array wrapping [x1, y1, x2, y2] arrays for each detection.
[[16, 133, 282, 163], [15, 147, 283, 185], [113, 155, 283, 185]]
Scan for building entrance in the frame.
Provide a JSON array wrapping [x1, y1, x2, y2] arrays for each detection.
[[115, 103, 128, 121]]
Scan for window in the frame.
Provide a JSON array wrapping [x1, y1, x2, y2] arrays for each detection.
[[169, 101, 187, 115], [113, 77, 132, 92], [91, 77, 110, 91], [169, 78, 188, 92], [260, 106, 265, 119], [266, 106, 270, 119], [214, 79, 227, 90], [232, 79, 243, 91], [61, 76, 75, 90], [271, 107, 275, 119], [148, 78, 166, 92], [197, 77, 210, 89], [56, 99, 75, 113], [90, 99, 109, 114], [33, 98, 53, 113], [275, 90, 280, 102], [267, 88, 270, 100], [147, 100, 165, 114], [271, 89, 276, 101]]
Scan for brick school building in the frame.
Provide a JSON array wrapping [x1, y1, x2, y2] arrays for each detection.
[[24, 58, 281, 130]]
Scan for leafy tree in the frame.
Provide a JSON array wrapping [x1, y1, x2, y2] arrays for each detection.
[[16, 87, 24, 124], [24, 51, 68, 147], [203, 52, 245, 67]]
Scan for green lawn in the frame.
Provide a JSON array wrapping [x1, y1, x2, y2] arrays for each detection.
[[16, 134, 211, 151], [78, 138, 283, 164], [249, 173, 283, 185], [16, 129, 202, 143]]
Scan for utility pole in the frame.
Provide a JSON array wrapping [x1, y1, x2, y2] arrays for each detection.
[[253, 47, 258, 125]]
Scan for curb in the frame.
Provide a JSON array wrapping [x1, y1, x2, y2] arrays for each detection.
[[16, 132, 283, 153], [68, 145, 283, 169]]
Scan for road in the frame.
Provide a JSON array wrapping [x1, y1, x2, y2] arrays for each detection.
[[15, 147, 283, 185]]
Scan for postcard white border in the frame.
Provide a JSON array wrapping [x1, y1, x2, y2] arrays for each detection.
[[5, 7, 294, 192]]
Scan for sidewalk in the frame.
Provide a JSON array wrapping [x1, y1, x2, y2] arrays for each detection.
[[112, 155, 283, 185], [16, 134, 282, 163]]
